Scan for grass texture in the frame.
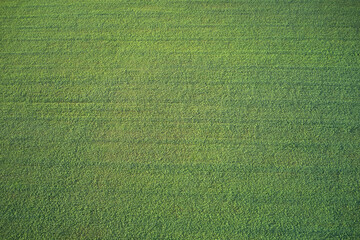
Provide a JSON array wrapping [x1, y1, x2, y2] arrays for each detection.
[[1, 0, 360, 239]]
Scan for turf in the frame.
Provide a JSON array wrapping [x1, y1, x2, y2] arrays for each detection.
[[1, 0, 360, 239]]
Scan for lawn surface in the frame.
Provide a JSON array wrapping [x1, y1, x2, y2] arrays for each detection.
[[1, 0, 360, 239]]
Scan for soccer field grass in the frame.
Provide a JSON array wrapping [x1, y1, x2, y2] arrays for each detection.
[[1, 0, 359, 239]]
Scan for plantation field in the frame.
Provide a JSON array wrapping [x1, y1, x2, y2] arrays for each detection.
[[1, 0, 360, 239]]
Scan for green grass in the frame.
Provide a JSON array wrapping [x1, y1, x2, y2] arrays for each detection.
[[1, 0, 360, 239]]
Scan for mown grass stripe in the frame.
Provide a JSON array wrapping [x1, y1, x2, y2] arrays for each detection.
[[3, 37, 360, 42]]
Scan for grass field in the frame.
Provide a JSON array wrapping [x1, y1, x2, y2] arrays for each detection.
[[1, 0, 360, 239]]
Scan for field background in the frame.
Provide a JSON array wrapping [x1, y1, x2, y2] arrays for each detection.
[[1, 0, 360, 239]]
